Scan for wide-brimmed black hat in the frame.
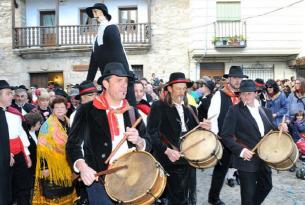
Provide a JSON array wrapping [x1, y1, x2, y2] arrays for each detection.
[[223, 66, 248, 79], [0, 80, 16, 90], [164, 72, 193, 91], [55, 89, 68, 99], [97, 62, 133, 85], [238, 80, 257, 93], [86, 3, 112, 21], [75, 81, 98, 100]]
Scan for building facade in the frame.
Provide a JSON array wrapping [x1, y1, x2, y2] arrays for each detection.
[[0, 0, 304, 88]]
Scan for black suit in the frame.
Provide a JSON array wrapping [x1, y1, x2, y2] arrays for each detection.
[[147, 101, 198, 205], [221, 102, 274, 205], [11, 101, 36, 114], [86, 24, 136, 106], [66, 101, 151, 173]]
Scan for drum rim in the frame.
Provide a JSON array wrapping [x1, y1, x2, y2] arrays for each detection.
[[258, 131, 294, 164], [104, 150, 161, 203], [180, 129, 218, 161]]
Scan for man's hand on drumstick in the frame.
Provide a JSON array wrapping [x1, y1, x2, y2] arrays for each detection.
[[165, 148, 181, 162], [278, 123, 288, 132], [241, 148, 254, 161], [77, 160, 98, 186], [125, 127, 145, 150], [199, 119, 211, 130]]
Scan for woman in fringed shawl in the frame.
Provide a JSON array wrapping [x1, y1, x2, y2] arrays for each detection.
[[32, 96, 77, 205]]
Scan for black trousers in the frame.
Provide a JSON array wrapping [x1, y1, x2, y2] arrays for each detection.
[[208, 146, 232, 202], [239, 165, 272, 205], [165, 164, 196, 205], [9, 152, 31, 205]]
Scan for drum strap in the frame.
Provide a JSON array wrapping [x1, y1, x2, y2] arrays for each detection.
[[187, 105, 200, 125], [128, 106, 136, 125], [258, 107, 276, 130]]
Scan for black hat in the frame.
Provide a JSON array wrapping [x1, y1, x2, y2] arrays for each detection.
[[239, 80, 257, 93], [97, 62, 133, 85], [54, 89, 68, 99], [17, 85, 28, 91], [164, 72, 193, 91], [0, 80, 16, 90], [86, 3, 112, 21], [202, 78, 215, 92], [254, 78, 265, 90], [75, 81, 98, 100], [223, 66, 248, 79]]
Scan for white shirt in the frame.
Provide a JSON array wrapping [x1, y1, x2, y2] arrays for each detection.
[[240, 100, 265, 158], [208, 90, 221, 135], [174, 102, 187, 132], [29, 130, 38, 145], [6, 111, 30, 155], [94, 21, 110, 48]]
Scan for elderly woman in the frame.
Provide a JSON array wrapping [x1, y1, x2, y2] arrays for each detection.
[[286, 78, 305, 121], [265, 79, 288, 127], [32, 96, 77, 205]]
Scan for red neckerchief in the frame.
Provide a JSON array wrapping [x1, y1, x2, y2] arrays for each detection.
[[222, 84, 240, 105], [136, 103, 151, 115], [93, 92, 130, 141]]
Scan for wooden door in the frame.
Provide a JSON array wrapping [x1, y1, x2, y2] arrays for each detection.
[[40, 11, 56, 46], [200, 63, 225, 80], [30, 73, 49, 88]]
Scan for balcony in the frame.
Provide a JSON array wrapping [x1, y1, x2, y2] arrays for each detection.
[[13, 23, 151, 56], [213, 21, 247, 48]]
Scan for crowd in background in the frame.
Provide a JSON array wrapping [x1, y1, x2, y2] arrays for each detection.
[[2, 72, 305, 205]]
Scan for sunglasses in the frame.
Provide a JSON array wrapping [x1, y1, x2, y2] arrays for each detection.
[[266, 86, 273, 88]]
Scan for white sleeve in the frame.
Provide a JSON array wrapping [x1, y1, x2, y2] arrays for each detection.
[[19, 120, 30, 155], [208, 91, 221, 135], [73, 159, 86, 173]]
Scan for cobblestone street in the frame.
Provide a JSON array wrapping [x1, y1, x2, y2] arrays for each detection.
[[196, 162, 305, 205]]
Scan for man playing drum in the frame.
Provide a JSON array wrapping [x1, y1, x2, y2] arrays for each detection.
[[220, 79, 288, 205], [66, 62, 151, 205], [147, 72, 211, 205]]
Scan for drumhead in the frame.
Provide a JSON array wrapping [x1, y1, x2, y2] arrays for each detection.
[[258, 131, 294, 164], [105, 151, 159, 203], [180, 130, 217, 161]]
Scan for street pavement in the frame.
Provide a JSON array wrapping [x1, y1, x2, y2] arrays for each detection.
[[196, 162, 305, 205]]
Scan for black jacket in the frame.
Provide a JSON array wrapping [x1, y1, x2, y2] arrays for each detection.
[[66, 101, 151, 172], [147, 100, 198, 167], [221, 102, 274, 172], [86, 24, 136, 106]]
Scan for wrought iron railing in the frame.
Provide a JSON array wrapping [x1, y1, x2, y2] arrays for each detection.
[[213, 21, 247, 48]]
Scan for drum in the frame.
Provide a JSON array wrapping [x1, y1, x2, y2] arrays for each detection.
[[257, 131, 299, 171], [180, 129, 223, 169], [104, 150, 167, 205]]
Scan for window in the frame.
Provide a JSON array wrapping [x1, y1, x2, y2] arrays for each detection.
[[80, 9, 98, 33], [216, 1, 240, 21], [132, 65, 143, 80], [119, 7, 138, 24], [242, 63, 274, 81]]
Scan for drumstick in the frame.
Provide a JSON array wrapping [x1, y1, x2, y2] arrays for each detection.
[[180, 138, 206, 156], [105, 117, 143, 164], [73, 165, 128, 181], [180, 114, 217, 140], [278, 115, 286, 140]]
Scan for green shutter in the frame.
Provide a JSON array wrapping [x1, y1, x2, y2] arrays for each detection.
[[217, 2, 240, 21]]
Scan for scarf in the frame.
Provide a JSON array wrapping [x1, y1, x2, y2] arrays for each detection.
[[222, 84, 240, 105], [93, 92, 130, 140]]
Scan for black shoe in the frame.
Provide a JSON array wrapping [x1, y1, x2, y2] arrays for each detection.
[[227, 178, 235, 187], [208, 199, 225, 205]]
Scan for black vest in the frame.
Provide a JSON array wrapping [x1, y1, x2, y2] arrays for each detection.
[[217, 90, 233, 135]]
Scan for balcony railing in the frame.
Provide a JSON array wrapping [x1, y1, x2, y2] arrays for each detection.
[[13, 23, 151, 49], [213, 21, 247, 48]]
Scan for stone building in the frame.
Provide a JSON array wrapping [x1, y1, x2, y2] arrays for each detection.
[[0, 0, 305, 88]]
